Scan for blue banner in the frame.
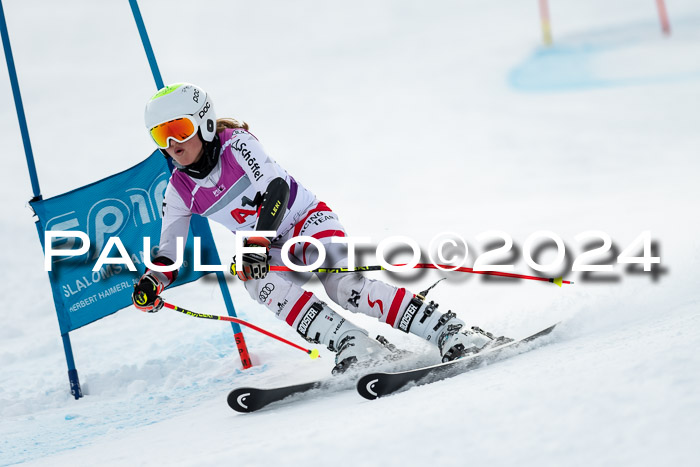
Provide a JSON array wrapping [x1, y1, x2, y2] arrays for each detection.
[[31, 151, 219, 334]]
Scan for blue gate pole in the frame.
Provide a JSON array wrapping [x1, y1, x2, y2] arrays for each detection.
[[129, 0, 252, 368], [1, 0, 83, 398], [128, 0, 163, 89]]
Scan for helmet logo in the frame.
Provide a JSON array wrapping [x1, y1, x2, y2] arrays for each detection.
[[192, 88, 200, 103], [199, 102, 211, 118], [207, 120, 214, 132]]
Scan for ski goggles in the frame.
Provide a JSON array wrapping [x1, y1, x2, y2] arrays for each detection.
[[149, 116, 198, 149]]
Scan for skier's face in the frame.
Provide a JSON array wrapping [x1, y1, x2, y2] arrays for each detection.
[[166, 135, 204, 167]]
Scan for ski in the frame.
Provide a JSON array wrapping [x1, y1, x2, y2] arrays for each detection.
[[227, 379, 331, 413], [227, 354, 421, 412], [356, 323, 559, 400]]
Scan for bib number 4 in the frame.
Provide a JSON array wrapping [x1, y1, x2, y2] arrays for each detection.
[[231, 208, 258, 224]]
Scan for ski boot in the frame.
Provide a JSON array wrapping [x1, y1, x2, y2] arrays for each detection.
[[295, 301, 399, 374], [400, 297, 512, 362]]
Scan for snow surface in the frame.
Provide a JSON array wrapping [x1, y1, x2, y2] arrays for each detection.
[[2, 0, 700, 465]]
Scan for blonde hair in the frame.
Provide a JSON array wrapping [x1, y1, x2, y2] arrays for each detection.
[[216, 118, 249, 132]]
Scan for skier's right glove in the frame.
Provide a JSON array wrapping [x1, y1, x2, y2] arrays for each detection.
[[232, 236, 271, 281], [132, 274, 165, 313]]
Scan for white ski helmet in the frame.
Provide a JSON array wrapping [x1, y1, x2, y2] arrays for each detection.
[[144, 83, 217, 148]]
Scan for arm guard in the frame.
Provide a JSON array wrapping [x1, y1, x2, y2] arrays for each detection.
[[255, 177, 290, 235], [145, 255, 179, 287]]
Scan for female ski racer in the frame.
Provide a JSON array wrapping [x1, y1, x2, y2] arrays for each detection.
[[132, 83, 509, 373]]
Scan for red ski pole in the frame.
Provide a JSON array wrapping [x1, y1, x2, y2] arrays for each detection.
[[656, 0, 671, 35], [262, 264, 573, 286], [162, 302, 320, 359]]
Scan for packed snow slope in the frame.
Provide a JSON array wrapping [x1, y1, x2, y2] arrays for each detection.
[[1, 0, 699, 466]]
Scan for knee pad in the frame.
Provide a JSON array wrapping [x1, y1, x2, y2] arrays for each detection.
[[319, 272, 366, 308]]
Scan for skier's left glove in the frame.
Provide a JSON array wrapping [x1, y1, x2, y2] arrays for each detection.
[[232, 236, 271, 281], [132, 274, 165, 312]]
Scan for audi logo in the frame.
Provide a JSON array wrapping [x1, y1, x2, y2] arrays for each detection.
[[259, 283, 275, 301]]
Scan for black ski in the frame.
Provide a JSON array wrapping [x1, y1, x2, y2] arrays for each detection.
[[357, 323, 559, 400], [227, 380, 332, 413], [227, 351, 419, 412]]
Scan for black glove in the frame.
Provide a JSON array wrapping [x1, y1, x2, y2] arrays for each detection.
[[132, 274, 164, 312], [231, 237, 271, 281]]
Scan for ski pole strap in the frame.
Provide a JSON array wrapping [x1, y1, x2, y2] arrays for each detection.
[[162, 302, 320, 359]]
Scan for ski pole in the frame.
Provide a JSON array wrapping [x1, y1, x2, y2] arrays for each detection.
[[259, 264, 573, 286], [162, 302, 320, 359]]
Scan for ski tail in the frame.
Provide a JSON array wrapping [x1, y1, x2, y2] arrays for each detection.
[[357, 322, 559, 400]]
